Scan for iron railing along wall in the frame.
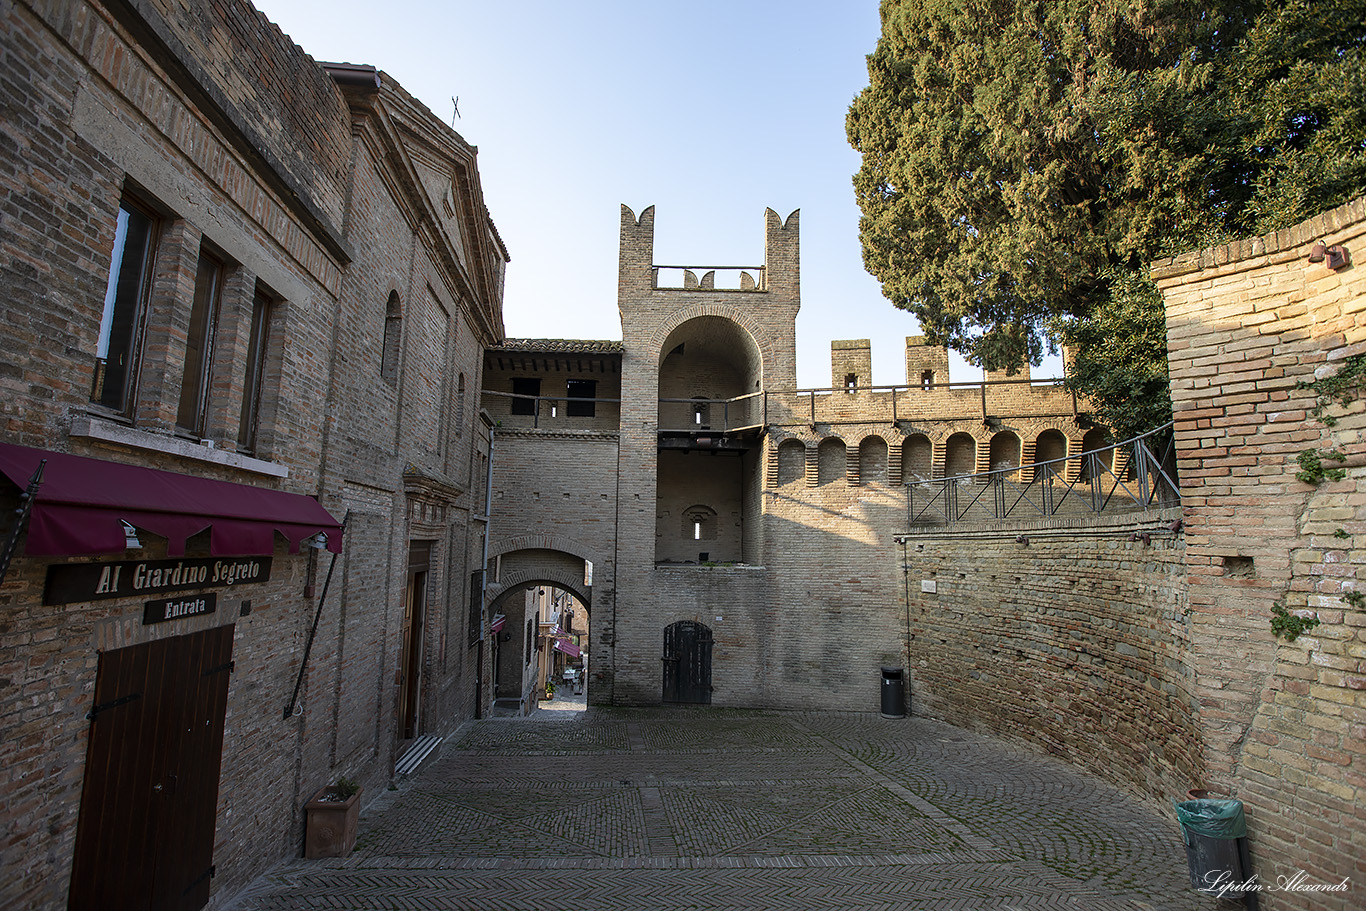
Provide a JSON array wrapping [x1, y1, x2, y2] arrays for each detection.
[[904, 423, 1180, 527]]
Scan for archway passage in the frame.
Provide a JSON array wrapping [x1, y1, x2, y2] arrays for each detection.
[[655, 316, 765, 566], [662, 620, 712, 704], [488, 580, 590, 716]]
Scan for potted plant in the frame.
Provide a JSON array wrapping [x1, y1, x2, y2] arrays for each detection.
[[544, 679, 557, 700], [304, 777, 361, 859]]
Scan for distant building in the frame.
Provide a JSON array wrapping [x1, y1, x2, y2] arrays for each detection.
[[480, 205, 1086, 710]]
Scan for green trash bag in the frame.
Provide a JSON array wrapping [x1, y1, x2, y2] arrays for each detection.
[[1174, 798, 1247, 844]]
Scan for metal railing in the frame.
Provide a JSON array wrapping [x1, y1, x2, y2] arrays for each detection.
[[791, 375, 1076, 427], [484, 390, 621, 429], [658, 391, 765, 434], [905, 424, 1179, 527]]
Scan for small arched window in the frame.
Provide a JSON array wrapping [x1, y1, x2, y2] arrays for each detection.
[[683, 505, 717, 541], [381, 291, 402, 383]]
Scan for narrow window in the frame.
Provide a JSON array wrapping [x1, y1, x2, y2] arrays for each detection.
[[566, 379, 596, 417], [175, 248, 224, 435], [237, 287, 273, 452], [454, 373, 466, 436], [92, 201, 157, 414], [511, 378, 540, 416], [921, 370, 935, 390], [381, 292, 402, 383], [845, 372, 858, 393], [692, 398, 709, 428], [693, 521, 702, 541]]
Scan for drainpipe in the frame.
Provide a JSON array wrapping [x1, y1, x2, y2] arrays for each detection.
[[474, 411, 495, 716], [479, 414, 495, 636]]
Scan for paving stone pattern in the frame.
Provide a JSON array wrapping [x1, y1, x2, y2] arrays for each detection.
[[230, 709, 1228, 910]]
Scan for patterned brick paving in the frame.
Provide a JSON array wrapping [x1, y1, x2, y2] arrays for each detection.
[[229, 708, 1229, 910]]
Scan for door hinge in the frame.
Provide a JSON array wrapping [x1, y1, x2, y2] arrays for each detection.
[[86, 691, 142, 722], [182, 864, 216, 895], [202, 660, 235, 677]]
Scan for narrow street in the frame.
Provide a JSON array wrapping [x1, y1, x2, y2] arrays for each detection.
[[229, 708, 1217, 910]]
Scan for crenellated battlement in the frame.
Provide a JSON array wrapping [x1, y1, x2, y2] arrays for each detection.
[[618, 204, 800, 297]]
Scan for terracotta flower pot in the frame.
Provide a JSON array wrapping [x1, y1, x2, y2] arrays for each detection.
[[304, 786, 361, 859]]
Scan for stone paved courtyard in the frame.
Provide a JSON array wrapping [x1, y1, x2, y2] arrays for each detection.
[[229, 706, 1226, 910]]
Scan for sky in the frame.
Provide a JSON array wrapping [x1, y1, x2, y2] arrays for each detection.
[[254, 1, 1055, 387]]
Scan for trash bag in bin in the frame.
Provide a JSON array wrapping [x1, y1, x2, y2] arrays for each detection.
[[1175, 798, 1247, 841], [1174, 799, 1250, 895]]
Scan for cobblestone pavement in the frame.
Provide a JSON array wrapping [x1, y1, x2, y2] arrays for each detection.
[[231, 707, 1228, 910]]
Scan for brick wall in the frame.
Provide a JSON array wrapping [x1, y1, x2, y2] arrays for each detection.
[[896, 515, 1196, 800], [1155, 196, 1366, 906], [0, 2, 502, 907]]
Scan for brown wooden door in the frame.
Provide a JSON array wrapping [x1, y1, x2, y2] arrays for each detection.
[[397, 542, 432, 740], [69, 625, 234, 911]]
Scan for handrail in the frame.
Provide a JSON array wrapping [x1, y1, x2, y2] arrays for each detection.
[[905, 423, 1179, 527]]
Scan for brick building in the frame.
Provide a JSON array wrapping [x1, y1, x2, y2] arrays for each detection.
[[481, 205, 1096, 711], [0, 1, 505, 908]]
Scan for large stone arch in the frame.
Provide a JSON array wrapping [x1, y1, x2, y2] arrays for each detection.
[[490, 533, 596, 564], [650, 305, 772, 378], [486, 536, 598, 613], [486, 567, 592, 613]]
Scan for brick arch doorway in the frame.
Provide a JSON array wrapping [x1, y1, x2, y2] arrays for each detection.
[[487, 576, 591, 714]]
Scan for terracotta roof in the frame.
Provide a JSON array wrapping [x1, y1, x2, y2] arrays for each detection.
[[488, 338, 623, 354]]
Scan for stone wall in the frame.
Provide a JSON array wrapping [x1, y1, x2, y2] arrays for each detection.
[[1155, 196, 1366, 906], [898, 514, 1196, 800]]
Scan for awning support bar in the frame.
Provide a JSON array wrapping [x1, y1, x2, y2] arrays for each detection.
[[0, 459, 46, 586], [283, 510, 350, 721]]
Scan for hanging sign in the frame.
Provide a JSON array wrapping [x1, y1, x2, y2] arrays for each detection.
[[44, 556, 272, 605]]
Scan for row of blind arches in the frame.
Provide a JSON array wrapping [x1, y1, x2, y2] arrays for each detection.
[[769, 428, 1117, 488]]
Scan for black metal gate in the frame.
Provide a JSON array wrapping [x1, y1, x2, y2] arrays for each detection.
[[662, 620, 712, 704]]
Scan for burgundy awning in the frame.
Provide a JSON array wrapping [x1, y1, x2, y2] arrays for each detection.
[[553, 638, 580, 658], [0, 442, 343, 557]]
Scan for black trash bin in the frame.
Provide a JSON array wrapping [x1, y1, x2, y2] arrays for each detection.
[[880, 666, 906, 718], [1175, 798, 1257, 907]]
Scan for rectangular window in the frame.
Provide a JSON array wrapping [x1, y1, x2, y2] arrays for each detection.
[[92, 202, 157, 414], [566, 379, 597, 417], [511, 377, 540, 416], [175, 249, 224, 435], [237, 288, 273, 452]]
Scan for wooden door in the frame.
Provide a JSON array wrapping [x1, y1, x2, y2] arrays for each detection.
[[397, 542, 431, 740], [69, 624, 234, 911], [662, 621, 712, 704]]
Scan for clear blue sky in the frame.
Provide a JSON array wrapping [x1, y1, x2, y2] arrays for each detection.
[[255, 1, 1050, 386]]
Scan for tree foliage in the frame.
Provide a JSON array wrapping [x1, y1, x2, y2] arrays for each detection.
[[848, 0, 1366, 437]]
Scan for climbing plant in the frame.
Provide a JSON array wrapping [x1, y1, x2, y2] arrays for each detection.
[[1270, 599, 1321, 642], [1295, 353, 1366, 484]]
